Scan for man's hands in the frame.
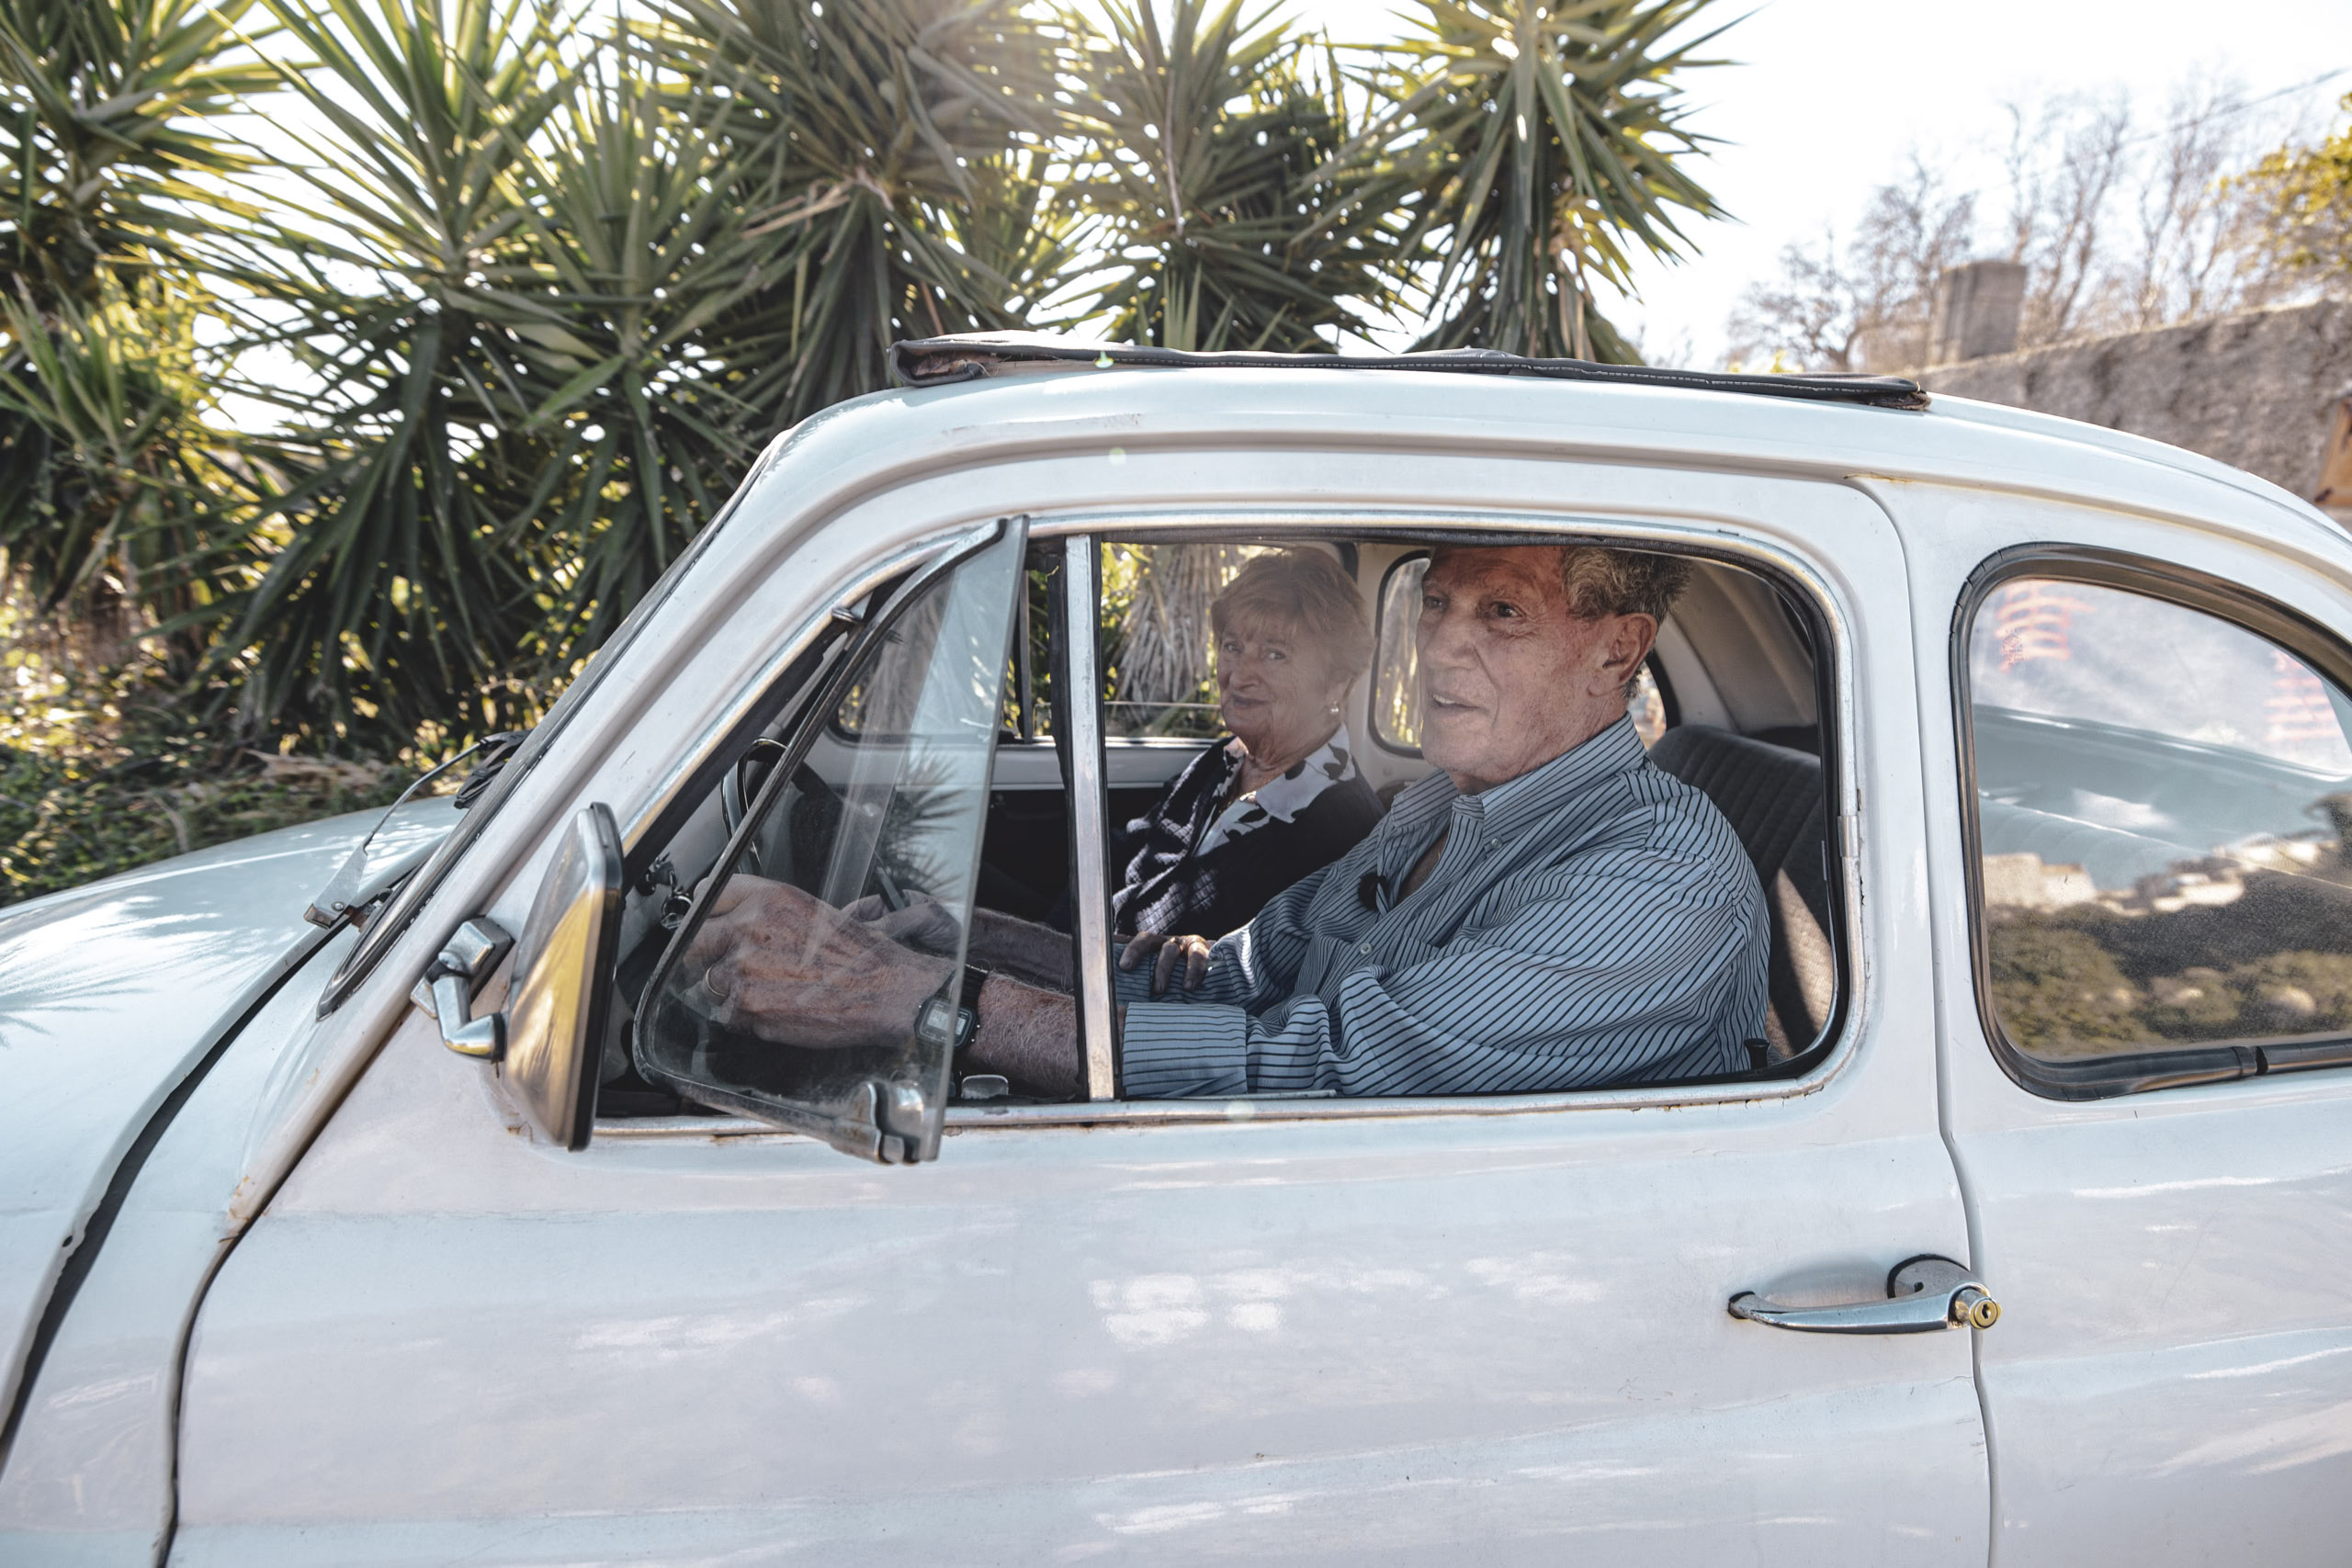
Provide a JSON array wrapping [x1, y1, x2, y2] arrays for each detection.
[[1117, 930, 1215, 997], [685, 876, 952, 1048], [842, 889, 962, 954]]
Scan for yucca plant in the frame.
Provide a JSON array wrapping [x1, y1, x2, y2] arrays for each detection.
[[1061, 0, 1417, 352], [0, 0, 272, 312], [0, 272, 254, 671], [211, 0, 624, 745], [481, 46, 805, 670], [1367, 0, 1727, 361], [0, 0, 272, 661], [647, 0, 1064, 424]]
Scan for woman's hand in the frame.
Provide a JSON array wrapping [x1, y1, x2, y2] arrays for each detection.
[[685, 875, 952, 1047], [1118, 930, 1215, 997]]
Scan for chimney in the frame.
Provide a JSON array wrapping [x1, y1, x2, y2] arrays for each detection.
[[1929, 260, 2027, 365]]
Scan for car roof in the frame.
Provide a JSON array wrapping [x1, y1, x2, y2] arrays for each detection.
[[892, 331, 1931, 411], [754, 336, 2343, 560]]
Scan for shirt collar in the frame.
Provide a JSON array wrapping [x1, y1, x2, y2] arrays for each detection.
[[1389, 716, 1649, 843]]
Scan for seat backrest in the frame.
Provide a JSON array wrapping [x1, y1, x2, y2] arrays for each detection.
[[1647, 726, 1835, 1059]]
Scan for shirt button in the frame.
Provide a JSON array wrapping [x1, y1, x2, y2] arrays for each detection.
[[1358, 942, 1373, 954], [1484, 837, 1498, 852]]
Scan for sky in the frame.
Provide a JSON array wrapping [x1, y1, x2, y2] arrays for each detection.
[[1290, 0, 2352, 366]]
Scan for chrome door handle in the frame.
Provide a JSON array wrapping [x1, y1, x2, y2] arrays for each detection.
[[1729, 1255, 2000, 1334]]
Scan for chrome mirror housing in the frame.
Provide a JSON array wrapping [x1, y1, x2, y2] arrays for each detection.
[[421, 804, 626, 1150]]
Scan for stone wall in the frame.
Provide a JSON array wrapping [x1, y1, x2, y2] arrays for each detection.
[[1913, 297, 2352, 505]]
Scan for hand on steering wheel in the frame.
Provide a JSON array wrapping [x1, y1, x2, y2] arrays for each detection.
[[843, 889, 962, 954]]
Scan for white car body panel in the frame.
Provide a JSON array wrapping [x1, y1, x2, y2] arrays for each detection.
[[1888, 479, 2352, 1566], [0, 364, 2343, 1562], [0, 931, 354, 1562], [0, 804, 453, 1430]]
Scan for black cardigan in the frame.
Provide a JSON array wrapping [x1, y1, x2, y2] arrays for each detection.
[[1108, 737, 1384, 941]]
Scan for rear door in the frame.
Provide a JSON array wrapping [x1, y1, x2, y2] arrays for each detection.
[[1897, 478, 2352, 1564], [173, 463, 1987, 1564]]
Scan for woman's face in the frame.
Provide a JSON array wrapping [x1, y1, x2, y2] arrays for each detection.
[[1216, 615, 1350, 761]]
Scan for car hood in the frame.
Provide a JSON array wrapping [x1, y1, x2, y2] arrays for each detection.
[[0, 800, 457, 1418]]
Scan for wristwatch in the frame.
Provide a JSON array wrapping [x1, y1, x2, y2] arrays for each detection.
[[915, 962, 989, 1057]]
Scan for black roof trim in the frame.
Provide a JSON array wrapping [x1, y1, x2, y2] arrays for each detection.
[[890, 332, 1929, 412]]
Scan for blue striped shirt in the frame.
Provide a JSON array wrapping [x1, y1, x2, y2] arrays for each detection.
[[1117, 717, 1770, 1098]]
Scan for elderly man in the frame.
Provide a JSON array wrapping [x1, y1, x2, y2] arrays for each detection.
[[687, 544, 1769, 1098]]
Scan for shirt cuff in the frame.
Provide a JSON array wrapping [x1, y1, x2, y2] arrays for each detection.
[[1119, 1002, 1250, 1098]]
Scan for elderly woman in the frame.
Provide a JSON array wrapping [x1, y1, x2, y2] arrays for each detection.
[[857, 549, 1382, 999], [1108, 547, 1382, 943]]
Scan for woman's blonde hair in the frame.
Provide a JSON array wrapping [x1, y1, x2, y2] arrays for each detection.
[[1209, 548, 1373, 688]]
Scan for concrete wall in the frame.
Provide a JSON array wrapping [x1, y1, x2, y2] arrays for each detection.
[[1913, 297, 2352, 505]]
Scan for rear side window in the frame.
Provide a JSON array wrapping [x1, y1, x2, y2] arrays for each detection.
[[1962, 570, 2352, 1091]]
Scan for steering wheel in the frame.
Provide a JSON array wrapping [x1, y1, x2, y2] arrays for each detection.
[[720, 740, 927, 923]]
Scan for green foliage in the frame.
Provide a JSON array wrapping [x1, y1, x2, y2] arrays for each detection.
[[0, 656, 406, 903], [1989, 892, 2352, 1057], [1985, 914, 2145, 1055], [646, 0, 1060, 422], [1066, 0, 1415, 352], [0, 0, 272, 311], [0, 271, 254, 665], [0, 0, 270, 651], [0, 0, 1736, 896], [1363, 0, 1726, 361], [2245, 91, 2352, 285], [210, 0, 588, 746]]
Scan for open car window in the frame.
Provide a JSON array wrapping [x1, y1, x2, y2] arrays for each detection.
[[628, 521, 1028, 1159], [604, 523, 1849, 1155]]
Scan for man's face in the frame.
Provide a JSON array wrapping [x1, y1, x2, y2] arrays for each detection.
[[1415, 547, 1655, 794]]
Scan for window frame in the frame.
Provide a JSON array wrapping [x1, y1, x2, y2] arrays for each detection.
[[1054, 512, 1855, 1121], [1952, 542, 2352, 1101], [595, 505, 1865, 1139]]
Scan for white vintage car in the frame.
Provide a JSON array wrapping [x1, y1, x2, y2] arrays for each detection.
[[5, 333, 2351, 1566]]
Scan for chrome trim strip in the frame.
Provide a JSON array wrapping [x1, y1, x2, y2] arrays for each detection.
[[594, 1064, 1833, 1140], [1063, 536, 1120, 1100]]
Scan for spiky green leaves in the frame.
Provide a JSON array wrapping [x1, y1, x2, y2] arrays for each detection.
[[1368, 0, 1728, 361], [1064, 0, 1415, 353]]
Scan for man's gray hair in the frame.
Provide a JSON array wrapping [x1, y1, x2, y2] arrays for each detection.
[[1559, 545, 1690, 624]]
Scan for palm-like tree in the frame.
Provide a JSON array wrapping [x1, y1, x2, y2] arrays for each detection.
[[1063, 0, 1416, 352], [0, 0, 1736, 757], [0, 0, 271, 311], [212, 0, 574, 742], [1368, 0, 1727, 361], [0, 0, 272, 662], [648, 0, 1062, 424]]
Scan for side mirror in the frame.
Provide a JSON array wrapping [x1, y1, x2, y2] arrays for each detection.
[[421, 804, 626, 1150]]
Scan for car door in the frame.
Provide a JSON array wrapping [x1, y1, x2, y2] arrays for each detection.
[[172, 455, 1986, 1564], [1892, 476, 2352, 1565]]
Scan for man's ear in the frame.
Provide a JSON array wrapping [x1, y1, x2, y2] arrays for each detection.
[[1588, 613, 1658, 697]]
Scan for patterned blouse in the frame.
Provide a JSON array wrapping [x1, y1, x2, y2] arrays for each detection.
[[1110, 727, 1384, 942]]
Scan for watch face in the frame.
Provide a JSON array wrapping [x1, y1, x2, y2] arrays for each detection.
[[915, 995, 958, 1049]]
